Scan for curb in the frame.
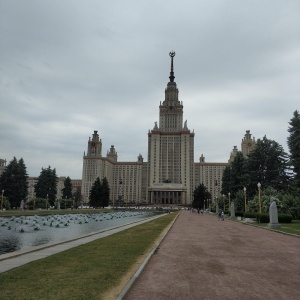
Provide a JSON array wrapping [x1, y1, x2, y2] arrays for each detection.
[[116, 212, 180, 300]]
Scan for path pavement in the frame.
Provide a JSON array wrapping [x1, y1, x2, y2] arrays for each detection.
[[0, 214, 166, 274], [123, 211, 300, 300]]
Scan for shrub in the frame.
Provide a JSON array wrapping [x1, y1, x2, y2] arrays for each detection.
[[257, 213, 269, 223], [235, 211, 244, 217], [278, 213, 293, 223], [256, 213, 293, 223], [244, 212, 257, 218]]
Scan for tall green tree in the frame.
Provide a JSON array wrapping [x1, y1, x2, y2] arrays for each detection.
[[73, 186, 82, 208], [287, 110, 300, 192], [89, 177, 102, 207], [221, 166, 231, 195], [62, 176, 73, 199], [100, 177, 110, 208], [192, 183, 211, 209], [0, 157, 28, 208], [34, 166, 58, 206], [229, 151, 248, 197], [247, 136, 290, 196]]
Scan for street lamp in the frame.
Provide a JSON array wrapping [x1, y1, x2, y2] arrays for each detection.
[[1, 190, 4, 210], [257, 182, 261, 213], [228, 192, 231, 211], [119, 179, 122, 207], [222, 194, 225, 211], [46, 194, 48, 210], [243, 187, 247, 212]]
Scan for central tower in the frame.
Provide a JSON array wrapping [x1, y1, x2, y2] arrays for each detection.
[[147, 52, 195, 205], [159, 51, 183, 132]]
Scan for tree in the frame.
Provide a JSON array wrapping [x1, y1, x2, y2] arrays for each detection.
[[89, 177, 102, 207], [73, 186, 82, 208], [62, 176, 73, 199], [233, 190, 245, 212], [34, 166, 58, 206], [192, 183, 211, 209], [100, 177, 110, 208], [221, 166, 231, 195], [229, 152, 248, 197], [247, 136, 290, 197], [0, 157, 28, 208], [287, 110, 300, 192]]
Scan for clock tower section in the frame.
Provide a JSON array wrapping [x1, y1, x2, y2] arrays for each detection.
[[87, 130, 102, 157]]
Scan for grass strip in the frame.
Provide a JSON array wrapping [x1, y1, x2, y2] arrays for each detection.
[[253, 220, 300, 236], [0, 212, 178, 300]]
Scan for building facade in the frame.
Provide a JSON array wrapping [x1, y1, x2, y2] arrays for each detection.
[[27, 177, 82, 202], [81, 53, 231, 206], [1, 54, 257, 207], [0, 159, 7, 176]]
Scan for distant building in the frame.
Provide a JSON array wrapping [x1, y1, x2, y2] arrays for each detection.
[[81, 53, 235, 206], [0, 159, 7, 176], [4, 54, 257, 206], [228, 130, 256, 163], [241, 130, 256, 156], [27, 177, 82, 201]]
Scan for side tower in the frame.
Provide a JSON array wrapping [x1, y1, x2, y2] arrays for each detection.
[[81, 131, 105, 204], [241, 130, 256, 156], [147, 52, 195, 205]]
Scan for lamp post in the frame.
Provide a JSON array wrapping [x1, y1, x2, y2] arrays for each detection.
[[222, 194, 225, 211], [257, 182, 261, 213], [119, 179, 122, 207], [46, 194, 48, 210], [243, 187, 247, 212], [1, 190, 4, 210], [228, 192, 231, 210]]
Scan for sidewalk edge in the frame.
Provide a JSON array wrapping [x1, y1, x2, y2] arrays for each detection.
[[116, 212, 180, 300]]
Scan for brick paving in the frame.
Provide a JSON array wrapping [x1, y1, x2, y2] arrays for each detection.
[[124, 211, 300, 300]]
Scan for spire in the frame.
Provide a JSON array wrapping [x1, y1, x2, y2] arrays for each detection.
[[169, 51, 175, 82]]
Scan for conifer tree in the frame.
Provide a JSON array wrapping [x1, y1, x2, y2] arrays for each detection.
[[100, 177, 110, 208], [229, 152, 248, 197], [0, 157, 28, 208], [221, 166, 231, 195], [62, 176, 73, 199], [89, 177, 102, 207], [287, 110, 300, 191], [34, 166, 58, 206], [192, 183, 211, 209], [247, 136, 289, 196]]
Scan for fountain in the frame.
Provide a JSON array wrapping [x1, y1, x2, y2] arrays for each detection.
[[0, 211, 162, 255]]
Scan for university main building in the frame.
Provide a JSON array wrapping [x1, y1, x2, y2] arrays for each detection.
[[81, 52, 256, 206]]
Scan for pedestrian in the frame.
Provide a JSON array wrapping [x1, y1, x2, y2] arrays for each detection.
[[221, 211, 224, 221]]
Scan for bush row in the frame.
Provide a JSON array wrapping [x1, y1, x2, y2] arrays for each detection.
[[232, 212, 293, 223]]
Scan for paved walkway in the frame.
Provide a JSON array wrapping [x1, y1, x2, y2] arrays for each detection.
[[123, 211, 300, 300], [0, 214, 166, 274]]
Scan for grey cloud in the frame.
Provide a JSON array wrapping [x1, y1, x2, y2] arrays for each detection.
[[1, 0, 299, 178]]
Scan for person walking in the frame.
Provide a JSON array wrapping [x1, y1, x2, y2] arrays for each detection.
[[221, 210, 225, 221]]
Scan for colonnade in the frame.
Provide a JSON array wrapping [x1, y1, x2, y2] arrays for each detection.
[[148, 190, 186, 205]]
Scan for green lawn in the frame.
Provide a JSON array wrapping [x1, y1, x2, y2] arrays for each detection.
[[0, 212, 178, 300], [254, 220, 300, 236]]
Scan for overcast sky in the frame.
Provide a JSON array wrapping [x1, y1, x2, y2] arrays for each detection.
[[1, 0, 299, 179]]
